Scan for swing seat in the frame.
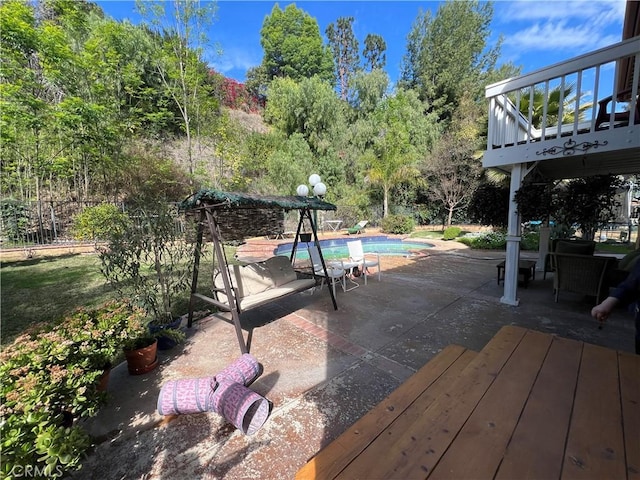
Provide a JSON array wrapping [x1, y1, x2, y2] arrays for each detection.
[[213, 256, 316, 312]]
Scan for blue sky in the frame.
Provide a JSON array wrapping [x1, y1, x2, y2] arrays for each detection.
[[96, 0, 628, 84]]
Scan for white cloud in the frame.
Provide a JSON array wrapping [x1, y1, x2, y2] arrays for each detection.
[[497, 0, 625, 24], [496, 0, 626, 63], [210, 46, 261, 78], [505, 21, 621, 52]]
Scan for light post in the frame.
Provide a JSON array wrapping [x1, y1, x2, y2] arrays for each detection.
[[297, 174, 327, 238]]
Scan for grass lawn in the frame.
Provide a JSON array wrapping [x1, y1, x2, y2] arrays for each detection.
[[1, 245, 238, 345], [1, 253, 113, 345]]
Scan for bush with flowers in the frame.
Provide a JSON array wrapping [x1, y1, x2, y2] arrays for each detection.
[[0, 301, 147, 479]]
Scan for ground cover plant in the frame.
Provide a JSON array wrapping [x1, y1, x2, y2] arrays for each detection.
[[0, 301, 147, 479]]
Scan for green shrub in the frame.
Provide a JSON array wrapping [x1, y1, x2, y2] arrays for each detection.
[[380, 214, 415, 234], [457, 231, 540, 251], [0, 301, 147, 479], [443, 226, 462, 240], [72, 203, 128, 241], [0, 198, 30, 241]]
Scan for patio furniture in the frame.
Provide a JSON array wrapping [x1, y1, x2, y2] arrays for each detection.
[[296, 325, 640, 479], [185, 189, 338, 353], [322, 219, 343, 232], [308, 245, 346, 297], [212, 256, 316, 312], [605, 248, 640, 289], [496, 259, 536, 288], [346, 220, 368, 235], [550, 252, 617, 304], [594, 88, 640, 130], [347, 239, 381, 285], [543, 238, 596, 280]]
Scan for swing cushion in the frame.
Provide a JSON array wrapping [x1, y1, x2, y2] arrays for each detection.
[[214, 256, 315, 311]]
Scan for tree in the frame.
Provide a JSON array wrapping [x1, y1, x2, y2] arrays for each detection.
[[467, 183, 510, 228], [248, 3, 333, 95], [136, 0, 219, 183], [361, 89, 436, 217], [554, 175, 623, 240], [399, 1, 499, 123], [424, 93, 483, 226], [264, 75, 344, 155], [348, 68, 389, 119], [516, 83, 591, 129], [362, 33, 386, 71], [326, 16, 359, 101]]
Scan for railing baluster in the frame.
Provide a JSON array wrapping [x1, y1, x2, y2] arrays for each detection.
[[574, 69, 582, 135], [591, 64, 601, 132], [630, 52, 639, 126], [557, 76, 566, 137]]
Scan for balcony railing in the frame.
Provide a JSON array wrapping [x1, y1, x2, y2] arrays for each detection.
[[485, 37, 639, 162]]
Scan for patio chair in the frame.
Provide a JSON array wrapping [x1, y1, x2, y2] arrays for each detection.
[[551, 252, 617, 305], [347, 220, 368, 235], [308, 245, 346, 296], [543, 239, 596, 279], [347, 239, 381, 285]]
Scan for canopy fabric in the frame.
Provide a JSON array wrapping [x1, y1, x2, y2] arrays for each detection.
[[182, 189, 337, 212]]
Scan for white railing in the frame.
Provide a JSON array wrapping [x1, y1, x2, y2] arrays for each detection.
[[486, 37, 640, 151]]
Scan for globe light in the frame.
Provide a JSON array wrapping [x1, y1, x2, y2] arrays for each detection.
[[308, 174, 321, 186], [296, 184, 309, 196], [313, 182, 327, 197]]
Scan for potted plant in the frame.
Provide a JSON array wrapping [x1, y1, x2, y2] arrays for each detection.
[[99, 203, 193, 350]]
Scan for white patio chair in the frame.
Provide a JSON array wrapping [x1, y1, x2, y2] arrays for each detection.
[[308, 245, 346, 296], [347, 240, 381, 285]]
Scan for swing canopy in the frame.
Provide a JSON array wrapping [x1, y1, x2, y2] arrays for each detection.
[[182, 189, 337, 242], [183, 189, 337, 211]]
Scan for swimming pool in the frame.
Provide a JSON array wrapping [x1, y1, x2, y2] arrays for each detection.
[[273, 235, 434, 260]]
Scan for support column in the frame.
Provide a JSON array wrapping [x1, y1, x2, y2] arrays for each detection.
[[501, 164, 524, 306], [537, 226, 551, 272]]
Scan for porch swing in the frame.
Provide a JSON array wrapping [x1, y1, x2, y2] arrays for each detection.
[[182, 189, 338, 354]]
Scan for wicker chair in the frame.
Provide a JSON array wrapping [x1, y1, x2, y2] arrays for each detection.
[[550, 253, 617, 304], [543, 239, 596, 279]]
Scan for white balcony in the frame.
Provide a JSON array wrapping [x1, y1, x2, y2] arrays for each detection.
[[483, 36, 640, 180]]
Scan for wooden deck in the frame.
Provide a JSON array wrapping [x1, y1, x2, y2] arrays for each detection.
[[296, 326, 640, 479]]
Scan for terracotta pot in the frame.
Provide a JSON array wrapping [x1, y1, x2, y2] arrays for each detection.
[[97, 368, 111, 392], [124, 339, 158, 375]]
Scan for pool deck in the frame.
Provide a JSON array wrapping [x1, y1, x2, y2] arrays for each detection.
[[76, 230, 636, 479]]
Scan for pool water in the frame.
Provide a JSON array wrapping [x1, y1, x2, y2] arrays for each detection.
[[273, 235, 434, 260]]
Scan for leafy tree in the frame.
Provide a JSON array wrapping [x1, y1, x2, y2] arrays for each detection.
[[516, 83, 591, 129], [248, 4, 333, 95], [136, 0, 219, 183], [362, 33, 386, 71], [554, 175, 623, 240], [264, 75, 344, 156], [326, 16, 359, 100], [424, 93, 483, 226], [348, 68, 389, 118], [399, 0, 499, 123], [361, 89, 436, 217], [468, 183, 509, 227]]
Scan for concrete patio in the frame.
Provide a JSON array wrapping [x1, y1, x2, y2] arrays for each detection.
[[76, 237, 636, 479]]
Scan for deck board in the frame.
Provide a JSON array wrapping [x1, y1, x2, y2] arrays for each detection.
[[495, 335, 582, 479], [335, 325, 527, 479], [297, 326, 639, 480], [429, 329, 553, 479], [562, 343, 626, 479], [619, 351, 640, 480], [295, 344, 476, 480]]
